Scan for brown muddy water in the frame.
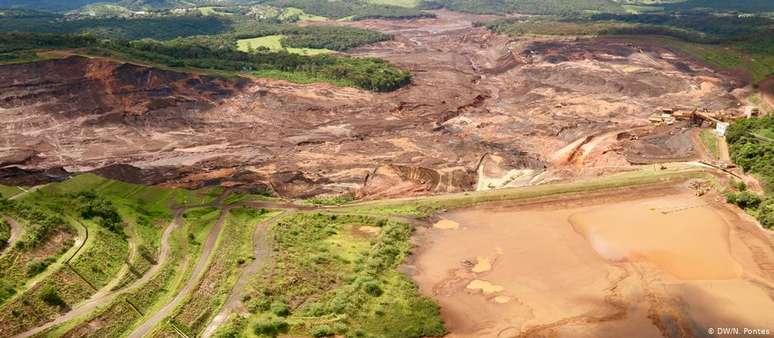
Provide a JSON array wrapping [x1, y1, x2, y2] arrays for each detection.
[[414, 189, 774, 338]]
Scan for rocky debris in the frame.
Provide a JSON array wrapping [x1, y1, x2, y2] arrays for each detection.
[[623, 123, 698, 164], [360, 164, 475, 198], [0, 11, 745, 198], [0, 148, 37, 167], [0, 55, 247, 119], [269, 171, 331, 199], [0, 166, 70, 186]]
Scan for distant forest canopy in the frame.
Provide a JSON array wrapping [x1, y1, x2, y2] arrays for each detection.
[[260, 0, 433, 20], [417, 0, 774, 14], [419, 0, 625, 15], [0, 14, 231, 40]]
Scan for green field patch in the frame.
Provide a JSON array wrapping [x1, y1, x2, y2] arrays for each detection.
[[366, 0, 420, 8], [237, 35, 332, 55], [282, 7, 328, 21], [168, 207, 275, 336], [68, 225, 128, 290], [700, 129, 721, 159], [230, 213, 445, 338], [0, 184, 23, 198]]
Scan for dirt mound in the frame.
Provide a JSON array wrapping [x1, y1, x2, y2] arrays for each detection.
[[624, 124, 698, 164], [360, 164, 476, 198], [0, 166, 70, 186], [0, 56, 246, 119], [269, 171, 331, 199]]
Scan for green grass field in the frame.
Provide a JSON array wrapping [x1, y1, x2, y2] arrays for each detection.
[[221, 213, 444, 338], [0, 185, 22, 198], [657, 37, 774, 82], [163, 207, 276, 337], [700, 129, 721, 159], [237, 35, 332, 55], [281, 7, 328, 21], [366, 0, 420, 8]]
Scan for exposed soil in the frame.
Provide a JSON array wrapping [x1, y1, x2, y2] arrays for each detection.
[[411, 184, 774, 337], [0, 10, 744, 198]]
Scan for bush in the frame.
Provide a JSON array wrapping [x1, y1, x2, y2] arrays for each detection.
[[758, 198, 774, 229], [311, 324, 334, 337], [26, 258, 55, 277], [253, 314, 288, 338], [363, 280, 383, 297], [725, 191, 762, 209], [39, 284, 66, 307], [270, 300, 290, 317]]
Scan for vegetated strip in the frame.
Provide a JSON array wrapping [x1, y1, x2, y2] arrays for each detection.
[[162, 208, 276, 337], [127, 206, 229, 338], [216, 212, 445, 337]]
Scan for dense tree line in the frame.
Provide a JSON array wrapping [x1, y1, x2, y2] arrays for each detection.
[[419, 0, 624, 15], [726, 116, 774, 229], [591, 13, 773, 41], [664, 0, 774, 13], [263, 0, 434, 20], [0, 14, 230, 40], [233, 24, 392, 51]]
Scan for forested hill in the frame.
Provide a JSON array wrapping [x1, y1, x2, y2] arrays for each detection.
[[0, 0, 113, 12]]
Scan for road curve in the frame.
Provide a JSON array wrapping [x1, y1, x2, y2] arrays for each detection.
[[201, 210, 291, 338], [127, 206, 230, 338], [13, 210, 184, 338], [1, 217, 22, 255]]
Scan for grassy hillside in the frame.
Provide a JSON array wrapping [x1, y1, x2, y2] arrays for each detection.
[[217, 213, 445, 338]]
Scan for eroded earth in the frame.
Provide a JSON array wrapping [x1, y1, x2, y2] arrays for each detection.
[[0, 10, 747, 198]]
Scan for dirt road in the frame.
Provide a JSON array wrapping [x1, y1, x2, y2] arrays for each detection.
[[759, 75, 774, 110], [13, 210, 184, 338], [1, 217, 22, 255], [127, 206, 230, 338], [201, 210, 291, 338]]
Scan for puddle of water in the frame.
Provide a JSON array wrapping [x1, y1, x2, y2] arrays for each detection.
[[569, 203, 742, 280], [433, 219, 460, 229], [466, 279, 504, 294]]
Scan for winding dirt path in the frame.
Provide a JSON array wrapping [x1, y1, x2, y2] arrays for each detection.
[[127, 206, 230, 338], [1, 217, 22, 255], [13, 210, 184, 338], [201, 210, 292, 338]]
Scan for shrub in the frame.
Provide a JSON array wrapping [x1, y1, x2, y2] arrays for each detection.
[[758, 198, 774, 229], [363, 280, 383, 297], [270, 300, 290, 317], [311, 324, 334, 337], [725, 191, 762, 209], [253, 314, 288, 338], [26, 258, 55, 277], [40, 284, 66, 307]]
